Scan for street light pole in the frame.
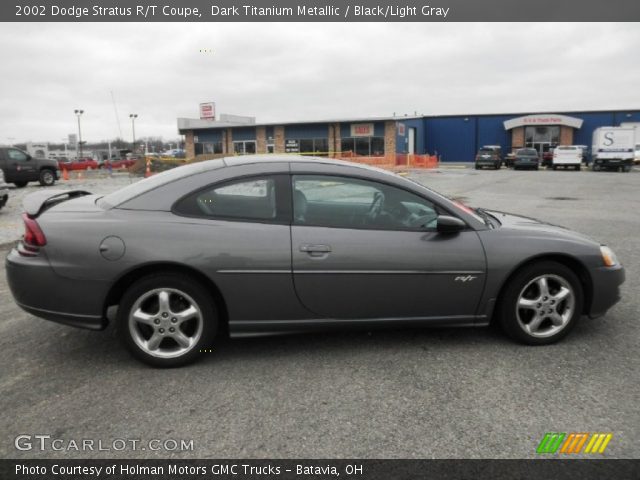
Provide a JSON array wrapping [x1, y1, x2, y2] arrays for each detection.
[[129, 114, 138, 152], [74, 109, 84, 159]]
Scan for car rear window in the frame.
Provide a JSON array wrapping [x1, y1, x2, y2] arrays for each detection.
[[98, 159, 225, 209], [557, 146, 579, 151]]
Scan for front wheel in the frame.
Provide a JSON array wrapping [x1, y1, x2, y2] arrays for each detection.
[[498, 261, 583, 345], [118, 274, 218, 367], [39, 169, 56, 186]]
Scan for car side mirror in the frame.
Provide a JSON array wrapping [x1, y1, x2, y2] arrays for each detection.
[[436, 215, 466, 233]]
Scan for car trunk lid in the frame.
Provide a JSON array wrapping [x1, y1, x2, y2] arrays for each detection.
[[23, 189, 93, 218]]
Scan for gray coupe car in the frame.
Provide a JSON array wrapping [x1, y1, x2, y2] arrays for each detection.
[[6, 156, 624, 367]]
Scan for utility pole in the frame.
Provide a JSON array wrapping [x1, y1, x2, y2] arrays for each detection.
[[129, 114, 138, 152], [74, 109, 84, 159]]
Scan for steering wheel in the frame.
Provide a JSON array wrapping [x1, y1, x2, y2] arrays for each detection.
[[366, 191, 385, 222]]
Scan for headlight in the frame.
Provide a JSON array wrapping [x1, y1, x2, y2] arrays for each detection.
[[600, 246, 619, 267]]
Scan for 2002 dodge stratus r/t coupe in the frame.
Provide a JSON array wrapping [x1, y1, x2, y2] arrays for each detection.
[[6, 156, 624, 366]]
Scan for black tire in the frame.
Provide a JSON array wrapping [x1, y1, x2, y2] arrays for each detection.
[[623, 165, 631, 173], [13, 181, 28, 188], [494, 162, 500, 170], [39, 169, 56, 186], [117, 273, 218, 367], [475, 165, 480, 170], [575, 165, 581, 171], [498, 261, 583, 345], [592, 164, 601, 172], [552, 166, 557, 171]]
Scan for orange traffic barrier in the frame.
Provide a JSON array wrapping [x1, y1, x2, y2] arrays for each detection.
[[62, 168, 69, 181], [144, 160, 152, 177]]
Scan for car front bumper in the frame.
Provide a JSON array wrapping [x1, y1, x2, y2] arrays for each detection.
[[5, 247, 109, 330], [0, 187, 8, 207], [588, 264, 625, 318]]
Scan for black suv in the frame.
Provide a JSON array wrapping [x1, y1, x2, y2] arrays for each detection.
[[0, 147, 60, 187]]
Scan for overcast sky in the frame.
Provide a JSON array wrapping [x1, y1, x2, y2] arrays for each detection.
[[1, 22, 638, 144]]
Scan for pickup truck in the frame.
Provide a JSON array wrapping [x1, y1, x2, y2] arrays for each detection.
[[552, 146, 582, 171]]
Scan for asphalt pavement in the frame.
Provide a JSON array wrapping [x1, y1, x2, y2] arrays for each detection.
[[0, 165, 638, 459]]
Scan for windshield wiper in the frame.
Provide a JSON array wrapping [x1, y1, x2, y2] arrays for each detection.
[[474, 208, 495, 229]]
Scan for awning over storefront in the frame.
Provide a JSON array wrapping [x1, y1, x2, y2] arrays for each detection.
[[504, 114, 583, 130]]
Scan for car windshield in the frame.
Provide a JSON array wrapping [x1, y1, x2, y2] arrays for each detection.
[[97, 159, 225, 209]]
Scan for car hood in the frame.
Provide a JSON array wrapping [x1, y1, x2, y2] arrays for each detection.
[[485, 210, 599, 246]]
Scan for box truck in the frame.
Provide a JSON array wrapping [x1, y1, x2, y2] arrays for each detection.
[[620, 122, 640, 164], [591, 127, 635, 172]]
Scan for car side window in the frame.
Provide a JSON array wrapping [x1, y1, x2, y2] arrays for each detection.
[[292, 175, 439, 231], [7, 149, 28, 162], [175, 176, 278, 221]]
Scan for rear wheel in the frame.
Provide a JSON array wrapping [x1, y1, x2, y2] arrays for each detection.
[[592, 164, 601, 171], [498, 261, 583, 345], [39, 169, 56, 186], [552, 165, 557, 170], [14, 181, 27, 188], [575, 165, 581, 171], [622, 165, 631, 173], [118, 274, 218, 367]]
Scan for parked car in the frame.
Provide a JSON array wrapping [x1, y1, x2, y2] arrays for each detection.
[[0, 167, 8, 209], [552, 146, 583, 171], [0, 146, 60, 187], [504, 152, 516, 168], [513, 148, 540, 170], [6, 156, 625, 367], [103, 158, 136, 170], [58, 158, 100, 171], [475, 147, 501, 170], [482, 145, 504, 166], [635, 143, 640, 165], [541, 149, 554, 168]]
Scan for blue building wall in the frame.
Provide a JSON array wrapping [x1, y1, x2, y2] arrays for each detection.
[[285, 123, 329, 138], [194, 129, 223, 143], [425, 110, 640, 162], [395, 118, 425, 154], [232, 127, 256, 141], [424, 117, 476, 162]]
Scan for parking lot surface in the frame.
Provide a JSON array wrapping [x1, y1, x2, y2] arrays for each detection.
[[1, 166, 638, 459]]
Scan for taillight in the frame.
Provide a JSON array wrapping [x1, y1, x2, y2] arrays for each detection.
[[22, 213, 47, 247]]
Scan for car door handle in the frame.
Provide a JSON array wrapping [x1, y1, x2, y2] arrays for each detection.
[[300, 244, 332, 253]]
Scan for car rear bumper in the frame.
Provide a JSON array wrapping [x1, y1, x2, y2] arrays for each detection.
[[588, 265, 625, 318], [5, 248, 109, 330]]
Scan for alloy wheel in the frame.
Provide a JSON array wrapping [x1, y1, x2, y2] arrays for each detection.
[[128, 288, 203, 358], [515, 274, 575, 338]]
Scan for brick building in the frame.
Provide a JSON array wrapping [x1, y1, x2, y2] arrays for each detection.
[[178, 109, 640, 162]]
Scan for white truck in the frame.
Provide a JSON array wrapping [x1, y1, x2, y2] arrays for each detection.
[[592, 126, 635, 172], [552, 145, 583, 171], [620, 122, 640, 164]]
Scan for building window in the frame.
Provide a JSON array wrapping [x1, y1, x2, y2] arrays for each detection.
[[195, 142, 222, 155], [341, 137, 385, 157], [286, 138, 328, 156], [233, 141, 256, 155]]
